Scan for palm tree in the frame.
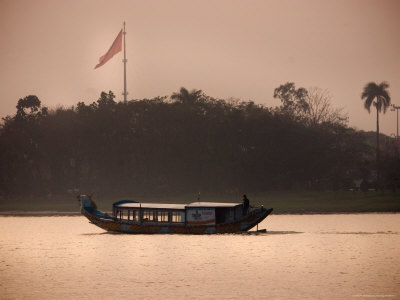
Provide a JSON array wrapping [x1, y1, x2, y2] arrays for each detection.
[[361, 81, 391, 188], [171, 87, 202, 104]]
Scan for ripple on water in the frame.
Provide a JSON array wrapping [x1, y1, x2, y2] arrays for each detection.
[[320, 231, 399, 235]]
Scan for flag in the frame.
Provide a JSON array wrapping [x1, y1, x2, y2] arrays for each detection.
[[95, 29, 123, 69]]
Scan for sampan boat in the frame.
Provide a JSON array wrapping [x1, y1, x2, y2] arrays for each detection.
[[78, 195, 273, 234]]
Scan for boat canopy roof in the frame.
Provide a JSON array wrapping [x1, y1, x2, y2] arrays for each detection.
[[114, 201, 241, 210], [115, 202, 186, 210], [186, 202, 240, 208]]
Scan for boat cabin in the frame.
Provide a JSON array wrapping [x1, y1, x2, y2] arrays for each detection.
[[113, 200, 245, 226]]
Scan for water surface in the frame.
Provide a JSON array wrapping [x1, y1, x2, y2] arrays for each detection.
[[0, 214, 399, 299]]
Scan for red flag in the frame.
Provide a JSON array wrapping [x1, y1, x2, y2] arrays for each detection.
[[95, 29, 123, 69]]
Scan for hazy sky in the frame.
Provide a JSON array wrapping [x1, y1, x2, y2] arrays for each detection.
[[1, 0, 399, 134]]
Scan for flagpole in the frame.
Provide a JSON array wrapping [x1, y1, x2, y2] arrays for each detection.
[[123, 21, 127, 103]]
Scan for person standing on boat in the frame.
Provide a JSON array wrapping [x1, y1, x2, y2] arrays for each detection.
[[243, 194, 250, 215]]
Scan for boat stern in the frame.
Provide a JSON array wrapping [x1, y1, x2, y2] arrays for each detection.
[[239, 206, 273, 232]]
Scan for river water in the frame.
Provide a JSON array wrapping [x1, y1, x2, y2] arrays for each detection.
[[0, 214, 399, 299]]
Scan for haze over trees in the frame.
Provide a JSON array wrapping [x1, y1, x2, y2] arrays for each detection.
[[0, 85, 399, 199]]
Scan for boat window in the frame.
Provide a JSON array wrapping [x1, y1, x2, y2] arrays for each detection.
[[131, 210, 139, 222], [171, 211, 182, 223], [142, 210, 154, 221], [122, 209, 130, 220], [157, 211, 169, 222]]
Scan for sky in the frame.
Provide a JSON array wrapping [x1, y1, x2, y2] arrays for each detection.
[[1, 0, 399, 135]]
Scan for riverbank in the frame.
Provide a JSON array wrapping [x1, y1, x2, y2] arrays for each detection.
[[0, 190, 399, 215]]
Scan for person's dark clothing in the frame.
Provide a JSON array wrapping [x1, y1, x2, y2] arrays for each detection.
[[243, 195, 250, 214]]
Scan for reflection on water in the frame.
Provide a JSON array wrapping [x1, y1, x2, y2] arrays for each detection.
[[262, 230, 303, 235], [239, 230, 303, 236], [0, 214, 399, 299]]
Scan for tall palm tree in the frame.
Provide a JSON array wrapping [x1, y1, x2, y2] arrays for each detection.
[[361, 81, 391, 188], [171, 87, 202, 104]]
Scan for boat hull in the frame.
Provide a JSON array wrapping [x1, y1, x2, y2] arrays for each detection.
[[82, 207, 273, 234]]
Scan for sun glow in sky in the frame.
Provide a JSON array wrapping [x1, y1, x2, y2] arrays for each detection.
[[1, 0, 399, 134]]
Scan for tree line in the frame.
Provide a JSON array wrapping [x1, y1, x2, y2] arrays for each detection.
[[0, 84, 399, 198]]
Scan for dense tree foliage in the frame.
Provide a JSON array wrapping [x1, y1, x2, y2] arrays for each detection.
[[0, 87, 398, 198]]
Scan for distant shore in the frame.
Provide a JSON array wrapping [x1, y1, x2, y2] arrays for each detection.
[[0, 211, 81, 216], [0, 190, 399, 215]]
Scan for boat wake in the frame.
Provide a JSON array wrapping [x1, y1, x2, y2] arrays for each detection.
[[320, 231, 399, 235]]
